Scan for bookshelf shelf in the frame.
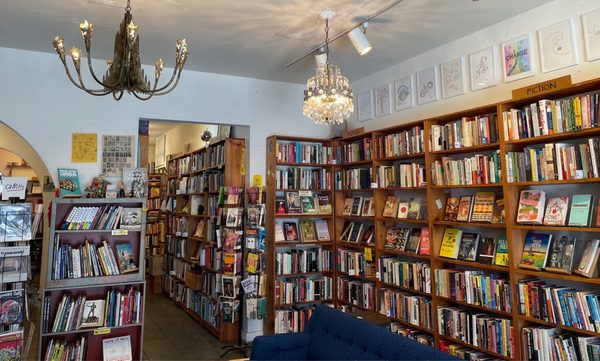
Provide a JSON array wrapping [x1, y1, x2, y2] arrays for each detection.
[[336, 299, 375, 312], [274, 213, 333, 218], [433, 220, 505, 229], [375, 186, 427, 191], [337, 242, 376, 250], [430, 183, 502, 189], [378, 249, 431, 261], [507, 177, 600, 186], [275, 162, 330, 167], [429, 143, 500, 156], [377, 217, 428, 225], [379, 282, 431, 297], [517, 314, 600, 337], [511, 224, 600, 232], [274, 299, 333, 308], [53, 229, 142, 234], [434, 257, 509, 272], [337, 215, 375, 221], [276, 189, 333, 193], [336, 271, 378, 283], [505, 127, 600, 145], [438, 335, 512, 361], [41, 323, 143, 337], [275, 271, 333, 278], [274, 241, 333, 247], [375, 153, 425, 162], [336, 159, 373, 167], [436, 296, 512, 317], [388, 316, 434, 334], [513, 269, 600, 285]]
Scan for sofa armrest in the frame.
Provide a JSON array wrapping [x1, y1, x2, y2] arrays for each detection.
[[250, 332, 311, 360]]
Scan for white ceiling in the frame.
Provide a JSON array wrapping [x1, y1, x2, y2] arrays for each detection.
[[0, 0, 552, 84]]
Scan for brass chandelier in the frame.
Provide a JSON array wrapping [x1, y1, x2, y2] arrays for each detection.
[[52, 0, 188, 100], [303, 11, 353, 125]]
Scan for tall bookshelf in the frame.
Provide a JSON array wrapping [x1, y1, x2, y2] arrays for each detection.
[[162, 138, 245, 342], [145, 172, 166, 258]]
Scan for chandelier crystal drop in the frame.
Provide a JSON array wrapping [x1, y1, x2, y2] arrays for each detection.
[[52, 0, 188, 101], [303, 12, 353, 125]]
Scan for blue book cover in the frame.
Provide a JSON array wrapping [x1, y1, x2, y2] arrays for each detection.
[[57, 168, 81, 197], [568, 194, 593, 227]]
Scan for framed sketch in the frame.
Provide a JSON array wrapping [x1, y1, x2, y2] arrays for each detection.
[[416, 66, 438, 105], [538, 19, 578, 73], [394, 75, 413, 111], [501, 33, 535, 82], [469, 46, 497, 91], [583, 8, 600, 62], [440, 57, 465, 99], [357, 90, 374, 122], [374, 84, 392, 117], [155, 134, 166, 169]]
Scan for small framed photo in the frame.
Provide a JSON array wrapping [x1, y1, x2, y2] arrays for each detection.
[[357, 90, 373, 122], [416, 66, 438, 105], [501, 33, 535, 82], [394, 75, 413, 111], [440, 57, 465, 99], [374, 84, 392, 117], [538, 18, 578, 73], [469, 46, 497, 91], [582, 8, 600, 62]]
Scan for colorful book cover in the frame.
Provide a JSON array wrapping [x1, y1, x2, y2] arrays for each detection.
[[342, 198, 354, 216], [457, 232, 479, 261], [122, 167, 147, 198], [396, 202, 409, 219], [350, 196, 364, 216], [80, 299, 105, 328], [285, 192, 302, 214], [282, 222, 299, 242], [361, 197, 375, 217], [299, 220, 317, 241], [470, 192, 495, 223], [361, 225, 375, 244], [516, 190, 546, 224], [115, 242, 137, 274], [439, 228, 462, 259], [299, 191, 316, 214], [477, 236, 496, 264], [406, 202, 421, 220], [102, 335, 132, 361], [494, 236, 509, 266], [119, 208, 142, 230], [519, 233, 552, 270], [384, 227, 400, 249], [492, 198, 505, 224], [318, 194, 333, 214], [382, 196, 399, 218], [418, 227, 430, 255], [58, 168, 81, 197], [545, 236, 576, 274], [0, 331, 23, 360], [543, 196, 569, 226], [443, 197, 460, 222], [568, 194, 593, 227], [404, 229, 421, 253], [314, 220, 330, 241], [456, 196, 473, 222], [0, 289, 23, 326], [275, 196, 286, 214]]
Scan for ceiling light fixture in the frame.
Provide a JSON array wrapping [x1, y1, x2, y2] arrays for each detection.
[[51, 0, 188, 101], [303, 11, 353, 125], [348, 23, 373, 56]]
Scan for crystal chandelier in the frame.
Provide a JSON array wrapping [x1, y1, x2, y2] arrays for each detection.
[[52, 0, 188, 101], [303, 11, 353, 125]]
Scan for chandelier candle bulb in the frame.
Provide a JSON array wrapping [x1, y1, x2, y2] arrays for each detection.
[[52, 36, 66, 61]]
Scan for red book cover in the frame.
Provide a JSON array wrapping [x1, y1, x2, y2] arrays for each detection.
[[418, 227, 430, 255]]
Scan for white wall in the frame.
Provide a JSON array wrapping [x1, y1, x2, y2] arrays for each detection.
[[349, 0, 600, 131], [0, 47, 331, 187], [163, 123, 219, 157]]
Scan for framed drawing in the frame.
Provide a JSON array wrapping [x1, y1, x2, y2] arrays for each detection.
[[374, 84, 392, 117], [501, 33, 535, 82], [155, 134, 166, 169], [416, 66, 438, 105], [538, 18, 578, 73], [583, 8, 600, 62], [394, 75, 413, 111], [440, 57, 465, 99], [469, 46, 497, 91], [357, 91, 374, 122]]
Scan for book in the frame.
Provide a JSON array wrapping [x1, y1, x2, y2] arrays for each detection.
[[339, 221, 353, 242], [314, 220, 330, 241], [457, 232, 479, 261], [0, 289, 23, 326], [519, 233, 552, 270], [491, 198, 505, 223], [222, 275, 237, 298], [543, 196, 569, 226], [58, 168, 81, 197], [384, 227, 409, 250], [225, 208, 240, 227], [193, 220, 205, 238], [575, 239, 600, 277], [477, 236, 496, 264], [0, 331, 23, 361], [439, 228, 462, 259], [350, 196, 364, 216], [119, 208, 142, 230], [406, 201, 421, 220], [0, 246, 29, 282], [115, 242, 137, 274], [317, 194, 332, 214], [470, 192, 495, 223], [348, 222, 364, 243], [516, 190, 546, 224], [404, 228, 421, 253], [299, 191, 317, 214], [80, 299, 105, 328], [285, 192, 302, 213], [456, 196, 474, 222], [299, 220, 317, 242], [275, 223, 285, 242], [122, 167, 147, 198], [568, 194, 594, 227], [596, 199, 600, 227], [382, 196, 399, 218], [361, 197, 375, 217], [443, 197, 460, 222], [275, 196, 286, 214], [361, 225, 375, 244], [494, 235, 509, 266], [396, 202, 409, 219], [102, 335, 132, 361], [342, 198, 354, 216], [283, 222, 299, 242], [223, 253, 237, 276], [419, 227, 430, 255], [545, 235, 576, 274]]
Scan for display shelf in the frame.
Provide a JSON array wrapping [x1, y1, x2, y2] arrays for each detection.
[[511, 224, 600, 232], [504, 126, 600, 145], [507, 178, 600, 186], [374, 153, 426, 162], [336, 271, 378, 283], [433, 220, 505, 229], [274, 241, 333, 247], [513, 269, 600, 285], [434, 257, 509, 272], [375, 186, 427, 191], [379, 282, 432, 297], [378, 249, 431, 261], [517, 314, 600, 338], [274, 299, 333, 308], [436, 296, 512, 317], [274, 271, 333, 278], [377, 217, 429, 224], [388, 316, 434, 334], [429, 143, 500, 156], [274, 213, 333, 218], [438, 335, 511, 361], [337, 242, 376, 250], [430, 184, 502, 189]]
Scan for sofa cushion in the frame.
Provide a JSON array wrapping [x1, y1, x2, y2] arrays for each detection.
[[251, 332, 311, 360]]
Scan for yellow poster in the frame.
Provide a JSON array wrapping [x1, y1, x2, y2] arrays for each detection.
[[72, 133, 97, 163], [252, 174, 263, 187]]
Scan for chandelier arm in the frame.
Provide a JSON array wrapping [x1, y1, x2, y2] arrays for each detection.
[[113, 91, 125, 101], [152, 72, 183, 95], [59, 58, 111, 94], [84, 49, 121, 88], [132, 91, 154, 101], [151, 65, 180, 93]]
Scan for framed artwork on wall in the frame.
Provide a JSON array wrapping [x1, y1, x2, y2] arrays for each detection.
[[582, 8, 600, 62], [394, 75, 413, 111], [416, 66, 438, 105], [440, 57, 465, 99], [155, 134, 166, 169], [357, 90, 373, 122], [501, 33, 535, 82], [538, 18, 578, 73], [374, 84, 392, 117], [469, 46, 497, 91]]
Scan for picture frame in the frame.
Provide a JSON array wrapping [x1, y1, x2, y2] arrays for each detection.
[[155, 134, 166, 169], [393, 75, 413, 111], [582, 8, 600, 62], [538, 18, 578, 73], [374, 84, 392, 117], [469, 46, 497, 91], [416, 66, 438, 105], [440, 57, 465, 99], [501, 33, 535, 82], [357, 90, 374, 122]]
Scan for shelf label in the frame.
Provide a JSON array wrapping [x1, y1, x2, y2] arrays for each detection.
[[112, 229, 128, 236], [364, 247, 373, 261], [512, 75, 572, 100], [435, 199, 443, 209], [348, 270, 355, 276], [94, 327, 111, 335], [370, 183, 378, 189], [1, 177, 27, 200]]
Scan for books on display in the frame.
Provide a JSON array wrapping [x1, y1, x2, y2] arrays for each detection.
[[314, 220, 330, 241], [115, 242, 138, 274], [102, 335, 132, 361], [443, 197, 459, 222], [516, 190, 546, 224], [282, 222, 299, 242], [519, 233, 552, 271], [396, 202, 409, 219], [342, 198, 354, 216], [477, 236, 496, 264], [574, 239, 600, 278], [317, 194, 332, 214], [456, 196, 474, 222], [439, 228, 462, 259], [419, 227, 430, 255], [404, 229, 421, 253], [299, 220, 317, 242], [80, 299, 105, 328], [299, 191, 317, 214], [285, 192, 302, 214], [543, 196, 569, 226], [382, 196, 399, 218], [568, 194, 593, 227], [361, 197, 375, 217], [545, 235, 576, 274], [350, 196, 364, 216], [494, 236, 509, 266], [406, 201, 421, 220], [457, 232, 479, 261], [470, 192, 495, 223], [58, 168, 81, 197]]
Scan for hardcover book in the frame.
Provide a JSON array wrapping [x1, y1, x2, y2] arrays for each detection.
[[384, 227, 400, 249], [58, 168, 81, 197], [491, 198, 505, 224], [443, 197, 460, 222], [382, 196, 399, 218], [119, 208, 142, 230], [457, 232, 479, 261], [115, 243, 137, 274], [342, 198, 354, 216], [477, 236, 496, 264], [439, 228, 462, 259], [545, 236, 576, 274], [574, 239, 600, 277], [543, 196, 569, 226], [516, 190, 546, 224], [361, 226, 375, 244], [299, 191, 317, 214], [494, 236, 509, 266], [317, 194, 333, 214], [348, 222, 365, 243], [470, 192, 495, 223], [0, 246, 29, 282], [282, 222, 299, 242], [285, 192, 302, 214], [404, 228, 421, 253], [314, 220, 330, 241], [419, 227, 430, 255], [299, 220, 317, 242], [519, 233, 552, 270], [406, 201, 421, 220], [103, 335, 132, 361], [456, 196, 474, 222], [568, 194, 593, 227], [350, 196, 364, 216], [396, 202, 409, 219], [361, 197, 375, 217], [275, 196, 286, 214], [80, 299, 105, 328], [275, 223, 285, 242], [395, 228, 411, 251]]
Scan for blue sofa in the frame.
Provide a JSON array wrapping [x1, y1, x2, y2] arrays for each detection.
[[251, 306, 458, 360]]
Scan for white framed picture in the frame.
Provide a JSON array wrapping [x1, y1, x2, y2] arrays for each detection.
[[374, 84, 392, 117], [416, 66, 438, 105], [440, 57, 465, 99], [394, 75, 413, 111], [357, 90, 373, 122], [469, 46, 497, 91], [155, 134, 166, 169], [501, 33, 535, 82], [583, 8, 600, 62], [538, 18, 578, 73]]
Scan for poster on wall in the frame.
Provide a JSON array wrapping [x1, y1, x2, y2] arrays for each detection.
[[155, 134, 166, 169], [102, 135, 135, 177], [501, 33, 535, 82], [469, 46, 497, 91], [582, 8, 600, 62], [71, 133, 97, 163], [538, 19, 578, 73], [357, 91, 373, 122], [374, 84, 392, 117], [416, 66, 438, 105], [394, 75, 413, 111], [440, 57, 465, 99]]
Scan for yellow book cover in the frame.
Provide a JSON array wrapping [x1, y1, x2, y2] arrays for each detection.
[[574, 96, 582, 128], [439, 228, 462, 259], [246, 253, 259, 273]]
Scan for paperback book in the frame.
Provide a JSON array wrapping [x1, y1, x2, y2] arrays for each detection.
[[314, 220, 330, 241], [439, 228, 462, 259], [58, 168, 81, 197], [299, 191, 317, 214], [516, 190, 546, 224], [119, 208, 142, 230], [419, 227, 430, 255], [568, 194, 593, 227], [382, 196, 399, 218], [397, 202, 409, 219], [299, 220, 317, 242], [477, 236, 496, 264], [457, 232, 479, 261], [545, 236, 576, 274], [285, 192, 302, 214], [494, 236, 509, 266], [317, 194, 332, 214], [443, 198, 459, 222], [543, 196, 569, 226], [102, 335, 132, 361], [115, 242, 138, 274], [404, 229, 421, 253], [519, 233, 552, 271], [575, 239, 600, 277], [456, 196, 473, 222], [470, 192, 495, 223]]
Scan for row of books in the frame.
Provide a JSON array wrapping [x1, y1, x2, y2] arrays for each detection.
[[516, 190, 597, 226], [336, 138, 373, 164], [503, 93, 600, 141], [431, 152, 501, 186], [59, 206, 142, 231], [275, 168, 331, 191], [375, 125, 424, 159], [522, 326, 600, 361], [337, 248, 376, 278], [274, 276, 332, 305], [186, 171, 224, 193], [147, 197, 161, 210], [439, 341, 492, 361], [377, 163, 426, 189], [435, 269, 512, 313], [444, 192, 503, 224], [337, 277, 376, 311], [275, 141, 333, 165], [43, 336, 86, 361], [335, 168, 372, 190], [379, 289, 433, 330], [439, 228, 508, 266], [390, 322, 433, 347], [382, 196, 426, 220], [275, 248, 332, 275], [339, 221, 374, 244], [341, 196, 375, 217], [384, 226, 430, 255], [505, 139, 600, 183], [379, 259, 431, 294], [167, 237, 186, 258], [276, 191, 332, 215], [275, 220, 330, 243], [274, 305, 319, 334], [430, 115, 499, 151]]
